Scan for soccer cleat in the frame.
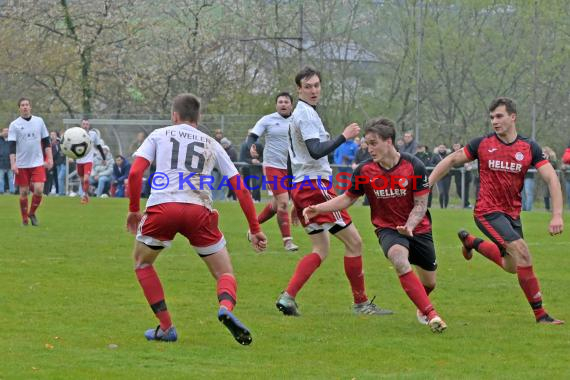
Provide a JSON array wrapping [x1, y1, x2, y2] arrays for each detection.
[[353, 297, 393, 316], [284, 239, 299, 252], [428, 316, 447, 333], [218, 307, 252, 346], [276, 291, 300, 316], [22, 220, 29, 227], [457, 229, 473, 260], [144, 325, 178, 342], [28, 214, 39, 227], [246, 230, 252, 242], [536, 314, 565, 325], [81, 195, 89, 204], [416, 309, 429, 325]]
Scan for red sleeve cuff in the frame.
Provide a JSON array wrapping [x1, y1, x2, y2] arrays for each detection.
[[535, 159, 549, 169], [414, 188, 430, 197], [463, 146, 474, 160]]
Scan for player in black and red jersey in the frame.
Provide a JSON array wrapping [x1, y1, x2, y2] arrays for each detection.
[[430, 97, 564, 325], [304, 117, 447, 333]]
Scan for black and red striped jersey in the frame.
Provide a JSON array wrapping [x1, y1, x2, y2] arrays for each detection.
[[347, 153, 431, 234], [464, 133, 547, 219]]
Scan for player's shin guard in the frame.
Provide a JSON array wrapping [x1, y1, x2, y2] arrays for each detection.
[[29, 194, 42, 216], [277, 209, 291, 240], [399, 271, 436, 319], [19, 196, 29, 223], [217, 273, 237, 311], [516, 266, 547, 320], [473, 238, 504, 268], [135, 266, 172, 331], [344, 256, 368, 304], [286, 253, 322, 297], [258, 203, 276, 224]]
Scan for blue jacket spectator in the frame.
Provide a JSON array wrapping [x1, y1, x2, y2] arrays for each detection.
[[334, 139, 358, 167], [113, 155, 131, 197]]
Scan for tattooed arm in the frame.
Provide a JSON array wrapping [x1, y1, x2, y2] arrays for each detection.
[[396, 193, 429, 237]]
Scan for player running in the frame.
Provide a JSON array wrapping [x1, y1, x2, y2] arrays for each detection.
[[430, 97, 564, 325], [127, 93, 267, 345], [275, 67, 392, 317], [246, 92, 299, 252], [8, 97, 53, 226], [304, 117, 447, 333], [75, 118, 106, 204]]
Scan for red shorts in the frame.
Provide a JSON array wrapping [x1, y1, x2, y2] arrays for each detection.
[[15, 166, 46, 186], [291, 179, 351, 233], [77, 162, 93, 177], [136, 203, 225, 256], [264, 166, 290, 196]]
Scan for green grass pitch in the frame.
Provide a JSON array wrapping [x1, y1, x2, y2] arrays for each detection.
[[1, 196, 569, 379]]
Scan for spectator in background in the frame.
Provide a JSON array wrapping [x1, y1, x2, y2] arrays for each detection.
[[128, 131, 147, 156], [415, 145, 433, 208], [239, 132, 263, 202], [0, 127, 15, 194], [334, 136, 358, 194], [431, 144, 452, 208], [401, 130, 417, 155], [522, 165, 536, 211], [352, 139, 372, 206], [211, 129, 225, 201], [542, 147, 557, 211], [452, 143, 473, 208], [213, 128, 224, 143], [90, 146, 113, 197], [220, 138, 238, 201], [44, 131, 65, 195], [396, 138, 405, 151], [562, 142, 570, 209], [113, 155, 131, 197]]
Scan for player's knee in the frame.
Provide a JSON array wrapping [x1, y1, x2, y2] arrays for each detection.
[[276, 199, 288, 212], [506, 239, 531, 264], [347, 234, 362, 254]]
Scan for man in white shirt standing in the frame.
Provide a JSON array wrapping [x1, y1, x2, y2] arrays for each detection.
[[75, 118, 106, 204], [275, 67, 392, 316], [8, 97, 53, 226], [246, 92, 299, 252]]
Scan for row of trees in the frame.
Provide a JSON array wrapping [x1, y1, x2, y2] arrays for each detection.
[[1, 0, 569, 150]]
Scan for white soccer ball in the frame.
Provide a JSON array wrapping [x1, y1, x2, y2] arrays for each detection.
[[61, 127, 92, 159]]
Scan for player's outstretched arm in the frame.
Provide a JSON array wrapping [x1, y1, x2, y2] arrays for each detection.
[[429, 149, 470, 188], [303, 193, 357, 223], [126, 156, 150, 234], [304, 123, 360, 160], [229, 174, 267, 252], [537, 163, 564, 235], [397, 193, 428, 237]]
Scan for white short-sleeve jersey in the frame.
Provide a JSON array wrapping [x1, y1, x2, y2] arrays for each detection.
[[135, 123, 239, 210], [76, 129, 102, 164], [288, 101, 332, 183], [251, 112, 290, 169], [8, 116, 49, 168]]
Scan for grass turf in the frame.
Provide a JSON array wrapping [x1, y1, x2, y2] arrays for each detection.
[[1, 195, 569, 379]]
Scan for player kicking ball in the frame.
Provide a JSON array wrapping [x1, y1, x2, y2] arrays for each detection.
[[430, 97, 563, 325], [126, 93, 267, 345], [304, 117, 447, 333]]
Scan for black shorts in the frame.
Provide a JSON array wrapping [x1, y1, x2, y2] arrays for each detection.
[[474, 212, 523, 254], [376, 228, 437, 271]]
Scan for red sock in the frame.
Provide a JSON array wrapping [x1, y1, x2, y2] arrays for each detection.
[[277, 209, 291, 239], [29, 194, 42, 216], [286, 253, 322, 297], [217, 273, 237, 311], [517, 266, 546, 320], [19, 196, 29, 222], [344, 256, 368, 304], [474, 240, 504, 268], [423, 285, 434, 296], [258, 203, 276, 224], [82, 179, 89, 195], [135, 266, 172, 331], [399, 271, 436, 319]]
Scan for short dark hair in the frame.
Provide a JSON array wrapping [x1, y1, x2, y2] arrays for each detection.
[[18, 97, 31, 107], [82, 116, 89, 121], [172, 93, 200, 122], [364, 117, 396, 143], [275, 91, 293, 103], [295, 66, 321, 87], [489, 97, 517, 114]]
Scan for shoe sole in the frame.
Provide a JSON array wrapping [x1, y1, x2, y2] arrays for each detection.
[[285, 246, 299, 252], [219, 313, 252, 345], [457, 231, 473, 260], [276, 301, 300, 316]]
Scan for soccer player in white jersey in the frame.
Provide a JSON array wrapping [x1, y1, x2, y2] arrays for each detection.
[[8, 97, 53, 226], [246, 92, 299, 252], [126, 93, 267, 345], [275, 67, 392, 316], [76, 118, 106, 204]]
